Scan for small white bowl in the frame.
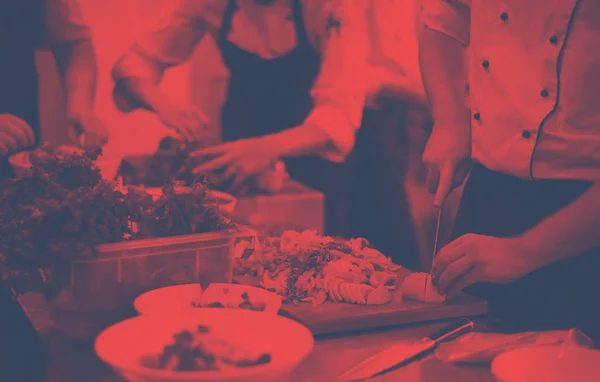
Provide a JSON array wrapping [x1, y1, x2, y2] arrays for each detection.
[[492, 345, 600, 382], [134, 283, 282, 316], [95, 309, 314, 382]]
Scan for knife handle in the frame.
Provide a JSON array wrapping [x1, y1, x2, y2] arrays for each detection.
[[428, 318, 475, 343]]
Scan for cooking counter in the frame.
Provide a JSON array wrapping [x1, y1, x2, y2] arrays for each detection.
[[24, 291, 494, 382], [23, 293, 495, 382]]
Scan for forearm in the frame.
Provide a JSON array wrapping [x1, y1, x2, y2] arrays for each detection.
[[521, 182, 600, 267], [266, 124, 332, 159], [419, 26, 470, 130], [114, 77, 173, 114], [52, 39, 97, 116]]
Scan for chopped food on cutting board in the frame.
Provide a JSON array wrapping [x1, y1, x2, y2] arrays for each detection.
[[402, 272, 447, 303], [234, 230, 403, 306]]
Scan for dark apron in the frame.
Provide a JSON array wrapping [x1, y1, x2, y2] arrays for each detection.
[[350, 106, 420, 270], [217, 0, 353, 236], [452, 163, 600, 340], [0, 1, 48, 380]]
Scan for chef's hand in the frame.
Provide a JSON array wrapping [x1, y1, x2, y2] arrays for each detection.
[[0, 113, 36, 156], [154, 100, 208, 143], [190, 136, 281, 192], [431, 234, 541, 299], [69, 112, 109, 150], [422, 123, 471, 207]]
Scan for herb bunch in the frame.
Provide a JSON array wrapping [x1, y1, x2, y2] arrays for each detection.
[[0, 146, 237, 299]]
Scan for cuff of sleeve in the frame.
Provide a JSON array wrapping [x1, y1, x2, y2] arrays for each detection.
[[304, 106, 358, 163], [111, 53, 163, 113], [42, 27, 91, 48], [421, 1, 470, 45]]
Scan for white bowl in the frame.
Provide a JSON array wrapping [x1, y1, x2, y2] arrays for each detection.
[[133, 283, 282, 316], [492, 345, 600, 382], [95, 309, 314, 382]]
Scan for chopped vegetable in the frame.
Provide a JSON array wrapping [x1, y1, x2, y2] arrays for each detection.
[[142, 325, 271, 371], [235, 230, 401, 305], [0, 145, 238, 299]]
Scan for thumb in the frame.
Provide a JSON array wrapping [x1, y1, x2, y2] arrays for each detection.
[[434, 162, 455, 207]]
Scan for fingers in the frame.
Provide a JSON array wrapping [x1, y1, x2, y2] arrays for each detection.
[[436, 254, 473, 294], [446, 266, 479, 299], [172, 125, 196, 143], [222, 162, 238, 180], [0, 131, 18, 155], [227, 171, 248, 194], [425, 164, 439, 194], [189, 105, 209, 126], [6, 114, 35, 147], [431, 235, 469, 282], [190, 143, 230, 158], [174, 107, 209, 142], [0, 114, 36, 155], [80, 133, 107, 150], [192, 154, 232, 175]]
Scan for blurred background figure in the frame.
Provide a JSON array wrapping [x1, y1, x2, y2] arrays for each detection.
[[0, 1, 105, 380], [111, 0, 368, 237], [0, 0, 107, 180]]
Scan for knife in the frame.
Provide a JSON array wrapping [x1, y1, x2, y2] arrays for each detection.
[[338, 318, 475, 382], [424, 207, 443, 298]]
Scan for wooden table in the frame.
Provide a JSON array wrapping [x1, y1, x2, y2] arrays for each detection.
[[20, 290, 502, 382], [33, 312, 497, 382]]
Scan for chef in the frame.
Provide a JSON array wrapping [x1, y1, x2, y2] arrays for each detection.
[[112, 0, 367, 236], [0, 1, 105, 380], [420, 0, 600, 340], [0, 0, 108, 179]]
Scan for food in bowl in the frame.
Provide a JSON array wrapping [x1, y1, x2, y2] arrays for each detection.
[[133, 283, 282, 316], [95, 309, 314, 381], [191, 290, 266, 312], [140, 324, 271, 372]]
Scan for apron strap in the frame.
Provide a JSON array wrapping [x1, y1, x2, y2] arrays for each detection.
[[218, 0, 238, 45]]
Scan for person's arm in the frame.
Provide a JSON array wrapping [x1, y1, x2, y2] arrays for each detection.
[[267, 0, 369, 162], [111, 0, 211, 114], [51, 40, 97, 123], [46, 0, 107, 147], [419, 0, 473, 206], [419, 0, 471, 134], [520, 183, 600, 269]]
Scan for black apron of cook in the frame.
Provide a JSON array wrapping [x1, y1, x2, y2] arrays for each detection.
[[453, 163, 600, 341], [350, 107, 420, 271], [0, 0, 47, 380], [217, 0, 353, 236]]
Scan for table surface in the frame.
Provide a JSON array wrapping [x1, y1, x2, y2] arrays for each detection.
[[21, 294, 498, 382], [41, 322, 497, 382]]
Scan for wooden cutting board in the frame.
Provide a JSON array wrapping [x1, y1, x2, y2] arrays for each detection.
[[235, 270, 488, 335]]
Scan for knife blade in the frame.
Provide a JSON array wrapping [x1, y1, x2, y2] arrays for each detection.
[[431, 207, 443, 262], [338, 318, 475, 382], [424, 207, 443, 298]]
